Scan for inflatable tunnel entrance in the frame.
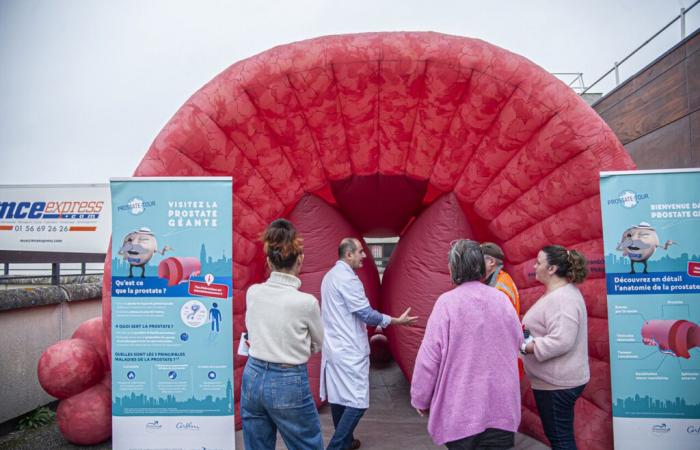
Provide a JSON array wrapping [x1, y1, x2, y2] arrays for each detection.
[[103, 32, 634, 448]]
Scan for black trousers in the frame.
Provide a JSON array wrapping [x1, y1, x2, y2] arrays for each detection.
[[533, 384, 587, 450], [445, 428, 514, 450]]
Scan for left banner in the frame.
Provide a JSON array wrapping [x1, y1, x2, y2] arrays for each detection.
[[110, 177, 234, 450], [0, 184, 111, 254]]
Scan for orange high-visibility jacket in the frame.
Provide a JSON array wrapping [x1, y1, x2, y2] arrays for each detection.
[[487, 266, 520, 316], [487, 266, 524, 378]]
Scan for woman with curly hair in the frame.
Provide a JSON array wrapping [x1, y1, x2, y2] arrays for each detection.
[[521, 245, 590, 450], [241, 218, 324, 450]]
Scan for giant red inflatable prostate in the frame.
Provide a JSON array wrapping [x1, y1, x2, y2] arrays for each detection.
[[37, 32, 634, 448]]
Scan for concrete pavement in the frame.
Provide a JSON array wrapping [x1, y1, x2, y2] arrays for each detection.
[[0, 361, 549, 450]]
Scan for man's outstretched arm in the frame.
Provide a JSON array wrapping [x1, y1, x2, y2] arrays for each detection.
[[353, 306, 417, 328]]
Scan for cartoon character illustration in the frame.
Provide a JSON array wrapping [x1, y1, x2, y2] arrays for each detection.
[[641, 319, 699, 359], [616, 222, 674, 274], [117, 228, 171, 277]]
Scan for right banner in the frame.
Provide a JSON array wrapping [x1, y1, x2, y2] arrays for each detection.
[[600, 168, 700, 449]]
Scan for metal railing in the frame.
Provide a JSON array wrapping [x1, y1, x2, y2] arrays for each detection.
[[0, 262, 104, 289], [551, 73, 587, 94], [582, 1, 700, 96]]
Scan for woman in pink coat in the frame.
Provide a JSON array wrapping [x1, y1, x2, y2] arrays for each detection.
[[411, 239, 523, 449]]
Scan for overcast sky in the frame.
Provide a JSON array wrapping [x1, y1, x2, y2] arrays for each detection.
[[0, 0, 697, 185]]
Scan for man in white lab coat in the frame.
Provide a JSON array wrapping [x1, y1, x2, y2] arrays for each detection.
[[320, 237, 417, 450]]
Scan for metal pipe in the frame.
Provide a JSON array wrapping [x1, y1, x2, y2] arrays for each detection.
[[51, 262, 60, 285], [614, 62, 620, 86], [681, 7, 687, 39], [567, 73, 583, 88], [582, 67, 615, 94]]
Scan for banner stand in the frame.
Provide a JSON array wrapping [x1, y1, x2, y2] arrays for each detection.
[[110, 177, 234, 450], [600, 168, 700, 450]]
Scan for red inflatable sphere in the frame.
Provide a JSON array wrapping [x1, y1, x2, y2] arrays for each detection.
[[37, 338, 104, 399], [56, 383, 112, 445], [71, 317, 109, 370]]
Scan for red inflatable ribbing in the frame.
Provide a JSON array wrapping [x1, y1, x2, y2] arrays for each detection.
[[41, 32, 635, 448]]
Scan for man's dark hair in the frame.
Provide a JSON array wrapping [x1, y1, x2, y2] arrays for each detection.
[[448, 239, 485, 285], [338, 237, 358, 260]]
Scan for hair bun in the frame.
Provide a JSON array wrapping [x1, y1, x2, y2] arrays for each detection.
[[262, 219, 303, 270], [542, 245, 589, 284]]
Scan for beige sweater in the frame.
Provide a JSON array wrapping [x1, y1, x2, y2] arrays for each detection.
[[245, 272, 323, 365], [522, 283, 590, 390]]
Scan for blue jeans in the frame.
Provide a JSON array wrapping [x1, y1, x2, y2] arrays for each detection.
[[241, 357, 323, 450], [533, 384, 586, 450], [326, 403, 366, 450]]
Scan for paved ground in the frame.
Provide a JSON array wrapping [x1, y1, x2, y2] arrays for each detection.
[[0, 362, 549, 450]]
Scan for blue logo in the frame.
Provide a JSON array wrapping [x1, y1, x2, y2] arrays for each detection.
[[607, 190, 648, 208], [168, 371, 177, 380], [208, 371, 217, 380], [652, 423, 671, 434], [180, 332, 189, 341], [116, 197, 156, 215], [127, 371, 136, 380]]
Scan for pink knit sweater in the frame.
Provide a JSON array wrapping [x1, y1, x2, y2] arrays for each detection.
[[411, 281, 522, 445], [522, 283, 590, 390]]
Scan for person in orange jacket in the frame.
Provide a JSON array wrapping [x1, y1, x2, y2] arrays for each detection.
[[481, 242, 524, 379], [481, 242, 520, 315]]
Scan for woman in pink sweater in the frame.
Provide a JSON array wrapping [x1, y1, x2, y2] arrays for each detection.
[[411, 240, 523, 449], [521, 245, 590, 450]]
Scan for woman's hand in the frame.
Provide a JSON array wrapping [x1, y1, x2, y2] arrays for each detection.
[[416, 408, 429, 417], [525, 340, 536, 354]]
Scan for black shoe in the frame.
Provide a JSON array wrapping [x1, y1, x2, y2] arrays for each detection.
[[345, 439, 361, 450]]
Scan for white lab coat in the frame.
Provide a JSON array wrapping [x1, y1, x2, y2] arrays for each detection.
[[319, 260, 371, 409]]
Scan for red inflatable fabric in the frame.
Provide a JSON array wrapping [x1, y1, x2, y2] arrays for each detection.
[[44, 32, 636, 449], [56, 381, 112, 446], [381, 193, 475, 378], [71, 317, 110, 371], [37, 339, 104, 400]]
